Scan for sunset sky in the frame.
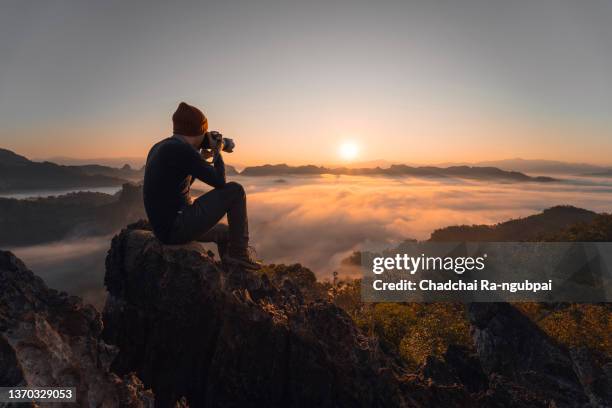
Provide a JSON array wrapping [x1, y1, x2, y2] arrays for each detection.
[[1, 0, 611, 166]]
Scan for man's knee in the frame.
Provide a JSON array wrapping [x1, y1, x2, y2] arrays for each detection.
[[224, 181, 245, 198]]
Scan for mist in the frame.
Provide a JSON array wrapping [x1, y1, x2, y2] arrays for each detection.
[[9, 237, 111, 309], [7, 174, 612, 309], [237, 175, 612, 276]]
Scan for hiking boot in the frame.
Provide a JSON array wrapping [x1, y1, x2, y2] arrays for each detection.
[[223, 246, 262, 270]]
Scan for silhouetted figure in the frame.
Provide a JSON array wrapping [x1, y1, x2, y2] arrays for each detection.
[[143, 102, 260, 270]]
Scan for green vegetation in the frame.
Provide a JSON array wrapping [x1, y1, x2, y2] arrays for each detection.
[[331, 281, 471, 369], [517, 303, 611, 359]]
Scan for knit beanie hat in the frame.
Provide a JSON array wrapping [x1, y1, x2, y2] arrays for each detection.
[[172, 102, 208, 136]]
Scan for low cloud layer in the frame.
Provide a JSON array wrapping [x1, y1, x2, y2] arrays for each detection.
[[237, 175, 612, 277], [9, 237, 111, 308], [9, 174, 612, 308]]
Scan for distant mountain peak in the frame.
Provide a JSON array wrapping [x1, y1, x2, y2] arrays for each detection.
[[0, 148, 31, 165], [240, 163, 557, 182], [541, 205, 595, 215]]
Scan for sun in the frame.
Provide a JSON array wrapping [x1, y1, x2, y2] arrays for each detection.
[[339, 141, 359, 161]]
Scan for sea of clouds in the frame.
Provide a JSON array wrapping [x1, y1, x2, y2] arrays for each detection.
[[242, 174, 612, 273], [9, 174, 612, 309]]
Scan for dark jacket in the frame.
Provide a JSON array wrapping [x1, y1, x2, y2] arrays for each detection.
[[143, 136, 225, 241]]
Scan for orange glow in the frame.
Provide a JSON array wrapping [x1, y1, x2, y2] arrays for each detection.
[[3, 108, 612, 167], [339, 141, 360, 161]]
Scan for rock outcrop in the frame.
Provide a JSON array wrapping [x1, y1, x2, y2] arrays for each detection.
[[0, 251, 154, 407], [102, 227, 407, 407]]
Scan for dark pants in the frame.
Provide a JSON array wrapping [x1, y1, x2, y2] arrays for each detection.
[[166, 182, 249, 255]]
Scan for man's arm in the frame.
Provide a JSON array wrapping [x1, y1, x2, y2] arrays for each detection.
[[189, 150, 211, 186], [189, 149, 226, 188]]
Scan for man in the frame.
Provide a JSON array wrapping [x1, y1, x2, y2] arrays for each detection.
[[143, 102, 261, 270]]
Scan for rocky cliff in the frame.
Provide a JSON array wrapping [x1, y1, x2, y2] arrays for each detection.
[[0, 148, 127, 193], [0, 250, 154, 407]]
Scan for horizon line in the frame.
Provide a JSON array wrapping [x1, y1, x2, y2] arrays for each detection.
[[34, 155, 612, 169]]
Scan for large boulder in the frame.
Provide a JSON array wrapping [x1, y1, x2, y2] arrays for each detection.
[[0, 250, 154, 407]]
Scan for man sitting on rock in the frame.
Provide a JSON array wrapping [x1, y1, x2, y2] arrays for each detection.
[[143, 102, 261, 270]]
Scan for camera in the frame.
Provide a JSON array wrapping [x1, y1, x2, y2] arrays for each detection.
[[202, 131, 235, 153]]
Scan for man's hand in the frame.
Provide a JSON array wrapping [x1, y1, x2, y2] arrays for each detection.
[[204, 131, 224, 153], [200, 149, 214, 161]]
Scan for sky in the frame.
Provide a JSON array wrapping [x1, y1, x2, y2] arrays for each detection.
[[1, 0, 611, 166]]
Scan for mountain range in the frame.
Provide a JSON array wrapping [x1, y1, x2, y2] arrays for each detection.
[[331, 158, 612, 175], [33, 151, 612, 176], [240, 163, 557, 182], [0, 148, 130, 192], [65, 163, 144, 180], [9, 147, 612, 195], [468, 158, 612, 175]]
